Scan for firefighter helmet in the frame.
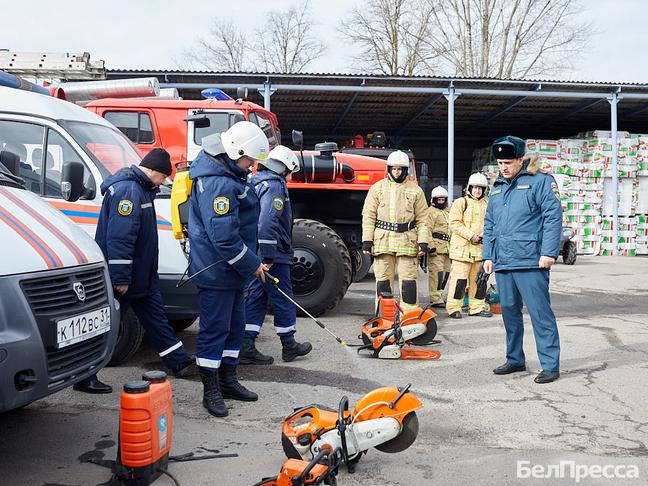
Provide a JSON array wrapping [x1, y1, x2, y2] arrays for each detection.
[[264, 145, 299, 174], [221, 121, 269, 161], [431, 186, 449, 199], [386, 150, 409, 168], [467, 173, 488, 188]]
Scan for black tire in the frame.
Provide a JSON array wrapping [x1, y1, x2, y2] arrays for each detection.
[[351, 250, 373, 283], [170, 317, 197, 332], [108, 308, 145, 366], [562, 241, 577, 265], [291, 219, 353, 317]]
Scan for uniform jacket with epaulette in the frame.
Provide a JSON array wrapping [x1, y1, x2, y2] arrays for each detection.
[[188, 147, 261, 290], [249, 170, 293, 265], [482, 156, 563, 271], [95, 165, 160, 298]]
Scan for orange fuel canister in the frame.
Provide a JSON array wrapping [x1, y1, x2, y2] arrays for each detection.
[[115, 371, 173, 485], [378, 294, 397, 321]]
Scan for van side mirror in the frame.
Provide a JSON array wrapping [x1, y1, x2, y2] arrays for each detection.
[[61, 161, 85, 202], [236, 87, 248, 99], [184, 113, 211, 128], [292, 130, 304, 150]]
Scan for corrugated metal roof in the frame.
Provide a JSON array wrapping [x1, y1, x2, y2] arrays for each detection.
[[104, 69, 648, 183], [107, 68, 648, 88]]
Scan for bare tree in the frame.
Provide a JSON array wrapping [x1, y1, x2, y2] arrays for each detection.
[[420, 0, 590, 79], [254, 1, 326, 73], [340, 0, 437, 76], [180, 1, 324, 73], [181, 20, 251, 71]]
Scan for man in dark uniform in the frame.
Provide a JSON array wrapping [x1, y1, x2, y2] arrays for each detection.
[[241, 145, 312, 365], [483, 136, 563, 384], [75, 149, 195, 394], [188, 121, 270, 417]]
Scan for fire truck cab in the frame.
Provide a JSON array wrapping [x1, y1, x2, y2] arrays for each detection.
[[86, 93, 405, 315]]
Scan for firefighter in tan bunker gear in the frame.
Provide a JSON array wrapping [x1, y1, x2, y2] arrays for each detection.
[[426, 186, 451, 307], [447, 173, 493, 318], [362, 150, 429, 311]]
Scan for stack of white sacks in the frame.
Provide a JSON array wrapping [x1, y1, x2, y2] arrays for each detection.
[[476, 131, 648, 256]]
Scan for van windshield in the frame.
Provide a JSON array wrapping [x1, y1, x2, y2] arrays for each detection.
[[62, 120, 141, 177]]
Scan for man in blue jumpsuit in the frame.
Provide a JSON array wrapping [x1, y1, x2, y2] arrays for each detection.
[[241, 145, 313, 365], [483, 136, 563, 384], [75, 149, 195, 394], [188, 121, 270, 417]]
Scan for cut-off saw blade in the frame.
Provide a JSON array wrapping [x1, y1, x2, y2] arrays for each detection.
[[375, 412, 419, 453]]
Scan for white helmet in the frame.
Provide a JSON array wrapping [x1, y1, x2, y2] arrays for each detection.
[[265, 145, 299, 174], [468, 172, 488, 187], [221, 121, 269, 161], [431, 186, 449, 199], [386, 150, 409, 168]]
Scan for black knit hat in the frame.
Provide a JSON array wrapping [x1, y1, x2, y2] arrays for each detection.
[[140, 148, 172, 176]]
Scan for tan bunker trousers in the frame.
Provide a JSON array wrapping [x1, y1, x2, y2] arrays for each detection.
[[428, 253, 450, 305], [373, 254, 419, 312]]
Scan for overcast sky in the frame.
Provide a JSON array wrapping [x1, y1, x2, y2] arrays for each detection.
[[2, 0, 647, 83]]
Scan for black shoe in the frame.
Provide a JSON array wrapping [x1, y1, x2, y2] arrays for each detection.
[[200, 369, 228, 417], [173, 357, 198, 379], [219, 364, 258, 401], [469, 309, 493, 317], [534, 370, 560, 384], [239, 341, 274, 365], [73, 375, 112, 394], [493, 363, 526, 375], [431, 302, 445, 308], [282, 340, 313, 362], [448, 311, 462, 319]]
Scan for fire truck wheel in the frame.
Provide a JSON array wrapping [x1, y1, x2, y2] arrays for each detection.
[[108, 308, 145, 366], [352, 250, 373, 282], [292, 219, 352, 317], [562, 240, 577, 265], [171, 317, 198, 332]]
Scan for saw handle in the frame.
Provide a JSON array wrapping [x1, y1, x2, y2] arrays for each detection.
[[389, 383, 412, 409], [337, 396, 352, 471], [297, 449, 334, 483]]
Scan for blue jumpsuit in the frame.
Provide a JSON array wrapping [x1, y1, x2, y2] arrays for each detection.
[[244, 170, 296, 344], [482, 161, 563, 372], [95, 166, 191, 371], [188, 150, 261, 370]]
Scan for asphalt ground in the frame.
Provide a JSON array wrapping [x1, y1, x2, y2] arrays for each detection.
[[1, 256, 647, 485]]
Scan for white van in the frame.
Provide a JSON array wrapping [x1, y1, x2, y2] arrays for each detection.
[[0, 87, 199, 364], [0, 162, 118, 412]]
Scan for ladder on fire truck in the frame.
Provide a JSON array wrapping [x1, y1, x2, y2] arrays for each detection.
[[0, 51, 105, 81]]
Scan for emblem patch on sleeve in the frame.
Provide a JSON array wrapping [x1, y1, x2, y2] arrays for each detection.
[[214, 196, 230, 215], [273, 197, 284, 211], [551, 182, 561, 201], [118, 199, 133, 216]]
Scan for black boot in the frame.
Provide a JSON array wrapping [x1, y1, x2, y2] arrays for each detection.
[[239, 340, 274, 365], [199, 369, 228, 417], [282, 340, 313, 362], [173, 356, 198, 378], [73, 374, 112, 394], [219, 364, 258, 401]]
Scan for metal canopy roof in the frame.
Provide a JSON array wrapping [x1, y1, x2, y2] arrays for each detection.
[[107, 70, 638, 249], [106, 70, 648, 147]]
